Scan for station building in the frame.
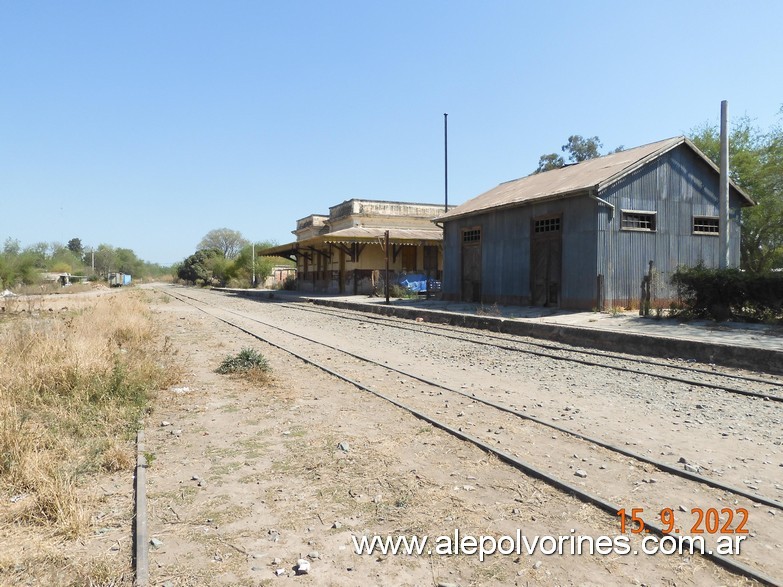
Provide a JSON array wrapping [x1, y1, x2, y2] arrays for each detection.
[[259, 199, 446, 295]]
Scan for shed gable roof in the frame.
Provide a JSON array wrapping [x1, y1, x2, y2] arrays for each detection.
[[436, 136, 754, 222]]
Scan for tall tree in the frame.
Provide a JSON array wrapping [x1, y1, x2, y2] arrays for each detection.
[[197, 228, 248, 260], [690, 113, 783, 272]]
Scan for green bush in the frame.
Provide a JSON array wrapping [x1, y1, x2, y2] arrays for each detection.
[[216, 348, 270, 374], [671, 264, 783, 322]]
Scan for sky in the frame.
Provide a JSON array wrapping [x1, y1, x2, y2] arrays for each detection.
[[2, 1, 782, 266]]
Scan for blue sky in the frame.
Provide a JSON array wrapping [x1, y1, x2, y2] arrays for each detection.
[[2, 0, 781, 265]]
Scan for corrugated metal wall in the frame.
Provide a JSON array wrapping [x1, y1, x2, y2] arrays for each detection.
[[442, 197, 598, 307], [597, 145, 743, 307]]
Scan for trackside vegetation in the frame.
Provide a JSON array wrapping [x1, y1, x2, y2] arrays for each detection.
[[672, 265, 783, 322], [0, 290, 180, 584], [175, 228, 292, 288], [216, 347, 271, 385]]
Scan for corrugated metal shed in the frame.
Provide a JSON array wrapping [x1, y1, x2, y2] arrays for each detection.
[[439, 137, 754, 310]]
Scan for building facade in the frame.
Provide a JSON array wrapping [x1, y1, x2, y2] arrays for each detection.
[[436, 137, 754, 310], [259, 199, 446, 294]]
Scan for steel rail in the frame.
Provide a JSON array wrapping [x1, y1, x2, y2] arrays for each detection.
[[283, 300, 783, 389], [171, 290, 783, 511], [161, 288, 782, 587], [263, 299, 783, 402], [134, 428, 149, 587]]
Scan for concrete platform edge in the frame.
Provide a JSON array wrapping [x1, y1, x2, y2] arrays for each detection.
[[308, 298, 783, 376]]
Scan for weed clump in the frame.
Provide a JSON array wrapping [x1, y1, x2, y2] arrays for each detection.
[[216, 348, 270, 377]]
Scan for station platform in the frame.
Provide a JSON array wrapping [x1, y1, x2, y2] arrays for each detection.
[[215, 287, 783, 375]]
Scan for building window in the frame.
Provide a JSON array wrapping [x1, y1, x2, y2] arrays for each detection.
[[534, 217, 561, 233], [462, 229, 481, 243], [693, 216, 719, 235], [621, 210, 656, 231]]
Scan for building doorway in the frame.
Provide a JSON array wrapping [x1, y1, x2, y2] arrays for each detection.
[[530, 215, 561, 306], [461, 228, 481, 302]]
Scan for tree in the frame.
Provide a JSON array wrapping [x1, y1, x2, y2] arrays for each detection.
[[0, 246, 38, 286], [177, 249, 222, 284], [225, 241, 281, 287], [23, 242, 50, 269], [197, 228, 248, 260], [535, 153, 565, 173], [67, 238, 83, 255], [50, 244, 84, 274], [534, 135, 622, 173], [690, 112, 783, 272], [93, 244, 117, 276], [3, 238, 20, 256], [562, 135, 603, 162]]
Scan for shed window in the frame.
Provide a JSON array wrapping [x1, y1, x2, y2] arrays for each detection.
[[462, 229, 481, 243], [534, 217, 561, 233], [693, 216, 719, 235], [621, 210, 656, 231]]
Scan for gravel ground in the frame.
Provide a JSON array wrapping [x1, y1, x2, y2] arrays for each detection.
[[140, 285, 781, 586]]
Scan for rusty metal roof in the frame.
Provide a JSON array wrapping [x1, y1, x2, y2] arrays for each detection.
[[436, 137, 754, 222]]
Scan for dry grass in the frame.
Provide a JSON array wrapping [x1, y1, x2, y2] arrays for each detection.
[[0, 290, 180, 583]]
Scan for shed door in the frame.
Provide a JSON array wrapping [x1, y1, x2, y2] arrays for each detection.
[[461, 228, 481, 302], [531, 215, 561, 306]]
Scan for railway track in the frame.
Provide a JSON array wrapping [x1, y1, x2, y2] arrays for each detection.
[[155, 286, 783, 586], [269, 299, 783, 401]]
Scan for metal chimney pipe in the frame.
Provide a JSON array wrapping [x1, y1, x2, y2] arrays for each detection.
[[719, 100, 730, 269]]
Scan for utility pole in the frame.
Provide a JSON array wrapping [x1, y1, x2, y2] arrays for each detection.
[[384, 230, 390, 305], [444, 113, 449, 212], [719, 100, 730, 269], [252, 243, 256, 287]]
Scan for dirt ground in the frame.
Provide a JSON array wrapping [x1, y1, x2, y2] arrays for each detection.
[[138, 288, 775, 586]]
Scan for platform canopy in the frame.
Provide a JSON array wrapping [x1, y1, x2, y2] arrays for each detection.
[[258, 226, 443, 258]]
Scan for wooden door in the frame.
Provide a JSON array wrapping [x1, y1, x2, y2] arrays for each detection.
[[339, 249, 346, 293], [401, 246, 417, 272], [461, 228, 481, 302], [530, 216, 562, 306]]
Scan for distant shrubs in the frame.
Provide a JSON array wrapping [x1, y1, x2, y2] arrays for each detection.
[[671, 264, 783, 322]]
